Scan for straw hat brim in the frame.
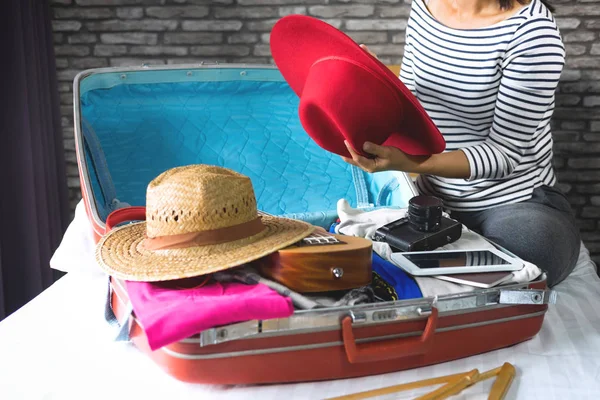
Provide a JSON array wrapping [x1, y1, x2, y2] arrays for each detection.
[[95, 215, 315, 282]]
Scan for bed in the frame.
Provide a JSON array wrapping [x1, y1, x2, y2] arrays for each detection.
[[0, 200, 598, 399]]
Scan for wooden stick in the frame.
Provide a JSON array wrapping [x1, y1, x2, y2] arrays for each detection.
[[326, 363, 514, 400], [472, 366, 503, 383], [414, 369, 480, 400], [414, 364, 504, 400], [325, 371, 468, 400], [488, 363, 516, 400]]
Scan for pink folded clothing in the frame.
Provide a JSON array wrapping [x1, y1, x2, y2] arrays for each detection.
[[125, 277, 294, 350]]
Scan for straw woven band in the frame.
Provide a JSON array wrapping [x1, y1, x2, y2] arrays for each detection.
[[143, 217, 265, 250]]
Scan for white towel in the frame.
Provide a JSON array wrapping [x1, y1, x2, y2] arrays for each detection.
[[335, 199, 542, 297]]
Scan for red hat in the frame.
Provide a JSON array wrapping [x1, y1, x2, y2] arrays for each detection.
[[270, 15, 445, 158]]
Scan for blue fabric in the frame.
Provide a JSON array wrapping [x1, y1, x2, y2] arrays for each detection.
[[371, 253, 422, 301], [78, 67, 415, 228], [328, 222, 339, 234]]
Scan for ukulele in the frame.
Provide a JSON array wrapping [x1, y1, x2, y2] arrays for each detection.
[[252, 231, 373, 293]]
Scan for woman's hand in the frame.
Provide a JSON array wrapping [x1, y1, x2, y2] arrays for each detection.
[[341, 140, 472, 179], [341, 140, 427, 173]]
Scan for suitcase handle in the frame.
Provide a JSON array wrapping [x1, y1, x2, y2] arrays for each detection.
[[105, 206, 147, 233], [342, 307, 438, 363]]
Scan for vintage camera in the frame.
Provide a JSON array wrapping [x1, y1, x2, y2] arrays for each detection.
[[372, 195, 462, 252]]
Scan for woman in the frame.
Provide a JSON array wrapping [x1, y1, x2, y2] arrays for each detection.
[[344, 0, 580, 287]]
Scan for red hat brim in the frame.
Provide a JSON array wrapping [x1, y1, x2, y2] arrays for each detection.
[[270, 15, 445, 158]]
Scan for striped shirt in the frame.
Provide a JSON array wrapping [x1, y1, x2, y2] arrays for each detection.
[[399, 0, 565, 211]]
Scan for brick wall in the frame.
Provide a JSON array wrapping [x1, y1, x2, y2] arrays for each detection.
[[50, 0, 600, 265]]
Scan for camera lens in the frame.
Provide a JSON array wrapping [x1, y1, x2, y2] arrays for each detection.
[[408, 196, 443, 232]]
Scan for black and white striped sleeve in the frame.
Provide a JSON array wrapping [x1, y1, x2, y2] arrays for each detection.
[[399, 25, 416, 93], [460, 16, 565, 181]]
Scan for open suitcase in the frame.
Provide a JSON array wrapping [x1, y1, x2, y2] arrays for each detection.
[[73, 63, 556, 385]]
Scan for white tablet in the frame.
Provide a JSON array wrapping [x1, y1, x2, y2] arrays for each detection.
[[390, 248, 524, 276]]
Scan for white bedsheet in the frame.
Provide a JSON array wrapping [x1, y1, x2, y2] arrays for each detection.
[[1, 201, 599, 399]]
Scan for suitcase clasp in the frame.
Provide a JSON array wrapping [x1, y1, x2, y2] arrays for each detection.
[[416, 305, 433, 316], [498, 289, 557, 305], [348, 301, 435, 326], [198, 320, 261, 346], [348, 310, 367, 324]]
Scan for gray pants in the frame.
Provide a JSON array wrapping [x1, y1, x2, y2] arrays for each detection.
[[450, 185, 581, 287]]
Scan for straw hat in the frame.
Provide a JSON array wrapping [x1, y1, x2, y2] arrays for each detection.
[[95, 165, 315, 282]]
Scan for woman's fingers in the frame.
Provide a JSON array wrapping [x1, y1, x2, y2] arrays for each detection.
[[343, 140, 377, 172], [363, 141, 387, 157], [345, 140, 367, 162], [340, 155, 358, 166]]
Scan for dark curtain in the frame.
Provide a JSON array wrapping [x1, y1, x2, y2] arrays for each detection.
[[0, 0, 70, 321]]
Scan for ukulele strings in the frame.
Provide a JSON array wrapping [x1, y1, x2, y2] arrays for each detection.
[[258, 210, 343, 246]]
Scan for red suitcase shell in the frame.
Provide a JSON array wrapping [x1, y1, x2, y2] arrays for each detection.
[[109, 276, 547, 385], [73, 63, 554, 385]]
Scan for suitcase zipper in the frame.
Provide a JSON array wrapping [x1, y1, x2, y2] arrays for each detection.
[[498, 289, 557, 305]]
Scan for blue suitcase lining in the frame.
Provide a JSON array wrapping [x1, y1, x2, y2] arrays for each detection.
[[79, 67, 412, 227]]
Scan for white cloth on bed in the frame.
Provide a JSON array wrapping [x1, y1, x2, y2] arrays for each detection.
[[50, 200, 102, 276]]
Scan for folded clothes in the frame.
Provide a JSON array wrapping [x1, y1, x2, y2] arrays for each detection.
[[214, 265, 376, 309], [306, 285, 376, 307], [334, 199, 543, 297], [125, 277, 294, 351], [214, 266, 321, 309], [334, 200, 410, 239]]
